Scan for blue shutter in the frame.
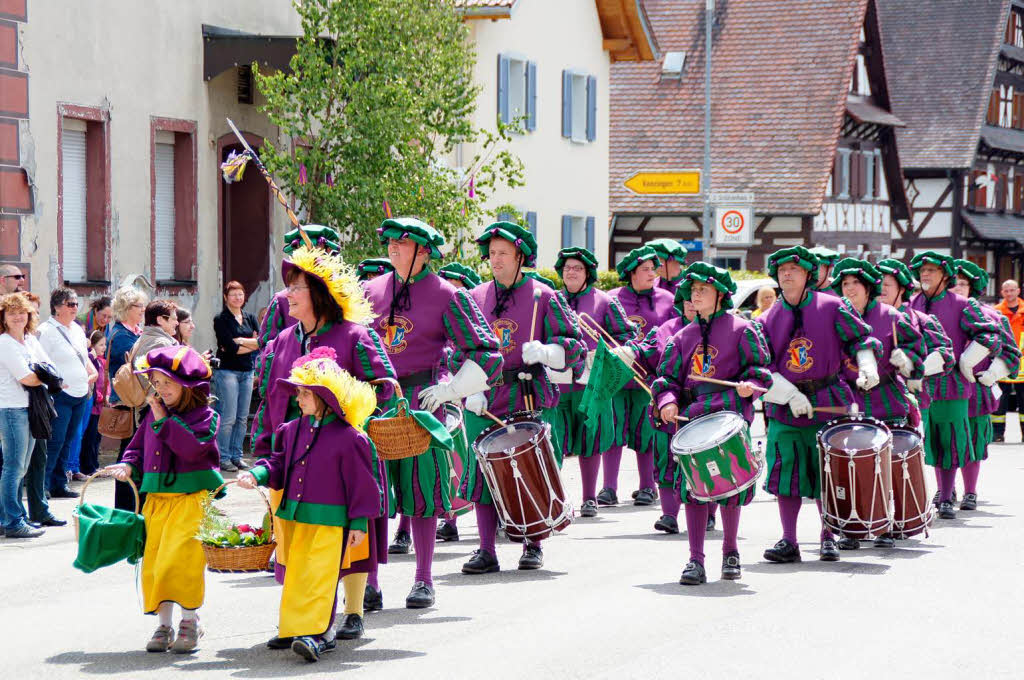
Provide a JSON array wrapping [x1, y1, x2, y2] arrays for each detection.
[[586, 75, 597, 142], [562, 70, 572, 138], [497, 211, 512, 223], [561, 215, 572, 247], [497, 55, 510, 124], [526, 62, 537, 131], [585, 216, 595, 252], [526, 211, 538, 237]]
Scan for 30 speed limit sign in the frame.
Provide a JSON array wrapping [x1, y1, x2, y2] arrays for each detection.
[[713, 205, 753, 245]]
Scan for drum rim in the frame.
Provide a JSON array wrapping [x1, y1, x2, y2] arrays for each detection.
[[670, 411, 747, 455], [818, 417, 892, 454], [476, 419, 546, 455]]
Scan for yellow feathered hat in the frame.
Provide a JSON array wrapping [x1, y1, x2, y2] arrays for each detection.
[[278, 348, 377, 430], [282, 245, 373, 325]]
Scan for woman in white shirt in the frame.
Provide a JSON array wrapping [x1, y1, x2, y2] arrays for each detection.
[[0, 293, 51, 538]]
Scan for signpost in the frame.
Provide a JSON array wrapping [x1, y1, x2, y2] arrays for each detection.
[[623, 170, 701, 195], [711, 192, 754, 246]]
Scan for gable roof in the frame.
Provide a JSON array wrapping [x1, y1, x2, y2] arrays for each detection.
[[610, 0, 871, 216], [877, 0, 1010, 170]]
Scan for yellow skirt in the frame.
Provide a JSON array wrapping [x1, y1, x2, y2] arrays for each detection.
[[277, 519, 367, 638], [141, 492, 206, 614], [268, 488, 287, 567]]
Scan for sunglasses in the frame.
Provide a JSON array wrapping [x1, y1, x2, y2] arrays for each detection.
[[3, 274, 25, 280], [65, 301, 79, 308]]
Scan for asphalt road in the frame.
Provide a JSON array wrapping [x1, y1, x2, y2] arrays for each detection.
[[2, 417, 1022, 679]]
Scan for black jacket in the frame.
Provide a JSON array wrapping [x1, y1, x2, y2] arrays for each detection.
[[27, 362, 62, 440]]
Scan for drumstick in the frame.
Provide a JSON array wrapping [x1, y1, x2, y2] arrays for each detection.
[[813, 406, 851, 415], [673, 415, 690, 422], [518, 371, 534, 412], [687, 374, 768, 393], [482, 409, 515, 434], [529, 288, 542, 345], [579, 312, 648, 377]]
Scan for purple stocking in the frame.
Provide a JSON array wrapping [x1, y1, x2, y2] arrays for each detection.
[[579, 455, 600, 502], [960, 461, 980, 496], [684, 503, 709, 564], [778, 495, 801, 543], [398, 515, 412, 534], [602, 446, 623, 491], [637, 451, 656, 489], [367, 562, 379, 590], [410, 517, 437, 586], [475, 503, 499, 555], [721, 506, 740, 554], [707, 503, 719, 520], [658, 487, 681, 518], [937, 467, 957, 502], [814, 499, 833, 540]]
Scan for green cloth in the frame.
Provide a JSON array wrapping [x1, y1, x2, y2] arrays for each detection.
[[954, 259, 989, 296], [555, 247, 599, 284], [73, 503, 146, 574], [579, 339, 633, 446], [830, 258, 882, 298], [524, 271, 556, 290], [767, 246, 818, 279], [876, 259, 914, 289], [909, 251, 955, 278], [807, 245, 840, 265], [378, 217, 445, 259], [387, 445, 453, 518], [968, 414, 993, 463], [615, 388, 657, 453], [438, 262, 482, 288], [924, 399, 972, 469], [765, 419, 822, 499]]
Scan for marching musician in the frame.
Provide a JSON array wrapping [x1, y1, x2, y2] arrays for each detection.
[[647, 238, 688, 294], [808, 245, 840, 295], [758, 247, 881, 563], [603, 246, 676, 508], [908, 252, 1002, 520], [460, 221, 585, 574], [364, 218, 503, 608], [653, 264, 773, 584], [551, 246, 638, 519], [357, 258, 394, 283]]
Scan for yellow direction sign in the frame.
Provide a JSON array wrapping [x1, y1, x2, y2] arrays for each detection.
[[623, 170, 701, 195]]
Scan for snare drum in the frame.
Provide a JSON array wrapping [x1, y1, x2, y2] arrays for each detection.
[[443, 404, 473, 520], [472, 411, 572, 542], [671, 412, 761, 502], [889, 425, 933, 539], [817, 415, 894, 539]]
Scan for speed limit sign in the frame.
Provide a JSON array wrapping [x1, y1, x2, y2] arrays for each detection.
[[713, 205, 753, 245]]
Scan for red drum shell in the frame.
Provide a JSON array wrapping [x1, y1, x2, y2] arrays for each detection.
[[889, 426, 934, 539], [817, 415, 893, 539]]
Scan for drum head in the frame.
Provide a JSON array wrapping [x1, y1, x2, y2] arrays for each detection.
[[671, 411, 745, 455], [891, 428, 921, 456], [478, 421, 543, 454], [822, 422, 889, 451]]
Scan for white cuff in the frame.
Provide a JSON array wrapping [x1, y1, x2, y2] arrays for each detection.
[[449, 360, 490, 400], [763, 372, 798, 404]]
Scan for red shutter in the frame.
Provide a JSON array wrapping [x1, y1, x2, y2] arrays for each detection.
[[1008, 14, 1015, 43], [1014, 176, 1023, 213], [997, 173, 1008, 211], [972, 170, 987, 209], [849, 151, 861, 200], [1014, 94, 1023, 129], [872, 152, 881, 198], [989, 90, 1001, 125]]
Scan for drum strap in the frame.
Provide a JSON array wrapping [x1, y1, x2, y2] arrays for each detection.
[[681, 382, 730, 404], [398, 370, 434, 392], [793, 373, 840, 396]]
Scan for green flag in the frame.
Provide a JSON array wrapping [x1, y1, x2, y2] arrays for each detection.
[[578, 338, 635, 447]]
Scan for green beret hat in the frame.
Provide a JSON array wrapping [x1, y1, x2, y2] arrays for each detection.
[[356, 258, 394, 281], [909, 251, 955, 278], [616, 246, 661, 282], [437, 262, 482, 289], [808, 245, 841, 266], [476, 221, 538, 268], [876, 258, 915, 290], [830, 258, 882, 298], [676, 262, 737, 310], [524, 270, 556, 290], [767, 246, 819, 280], [646, 238, 688, 263], [283, 224, 341, 255], [953, 258, 989, 296], [377, 217, 445, 259], [554, 247, 599, 284]]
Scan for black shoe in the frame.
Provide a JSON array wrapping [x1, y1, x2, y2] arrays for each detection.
[[679, 560, 707, 585], [706, 513, 717, 531], [337, 613, 364, 640], [631, 489, 640, 500], [291, 635, 334, 662], [960, 493, 978, 511], [232, 459, 250, 470], [436, 520, 460, 542], [837, 536, 860, 550], [518, 545, 544, 570], [763, 539, 801, 563], [580, 500, 598, 518], [653, 514, 679, 534], [362, 584, 383, 612], [596, 487, 618, 506], [405, 581, 435, 609], [992, 433, 1005, 443], [48, 487, 79, 499], [388, 529, 412, 554], [633, 487, 656, 506], [4, 523, 44, 538], [462, 549, 500, 574], [32, 515, 67, 527], [266, 635, 294, 650], [819, 538, 840, 561], [932, 490, 940, 508], [721, 552, 741, 580], [873, 535, 895, 548], [939, 500, 956, 519]]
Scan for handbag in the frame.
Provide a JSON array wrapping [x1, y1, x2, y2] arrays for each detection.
[[111, 337, 147, 407], [97, 405, 133, 439]]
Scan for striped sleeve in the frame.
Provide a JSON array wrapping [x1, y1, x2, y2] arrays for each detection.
[[542, 291, 587, 374], [836, 298, 882, 358], [736, 324, 773, 389], [995, 314, 1023, 377], [258, 295, 286, 350], [961, 298, 1002, 351], [605, 297, 639, 346], [921, 313, 955, 374], [442, 288, 503, 384], [895, 310, 926, 380], [652, 338, 687, 410], [636, 326, 661, 372], [352, 328, 397, 403]]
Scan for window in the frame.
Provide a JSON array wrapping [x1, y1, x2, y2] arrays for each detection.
[[988, 88, 1000, 126], [60, 125, 87, 283], [562, 70, 597, 143], [153, 137, 176, 280], [561, 214, 595, 251], [57, 105, 110, 286], [1007, 10, 1024, 47], [497, 55, 536, 131], [851, 53, 871, 96], [835, 148, 852, 199], [150, 118, 197, 285], [1014, 175, 1024, 214], [1000, 85, 1014, 128], [661, 51, 685, 79], [712, 255, 743, 270]]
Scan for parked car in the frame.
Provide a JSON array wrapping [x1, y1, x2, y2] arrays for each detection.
[[732, 278, 778, 318]]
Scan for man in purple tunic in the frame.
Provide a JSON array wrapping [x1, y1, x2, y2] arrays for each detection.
[[603, 246, 676, 507], [363, 218, 503, 608], [459, 222, 586, 574], [647, 238, 688, 294]]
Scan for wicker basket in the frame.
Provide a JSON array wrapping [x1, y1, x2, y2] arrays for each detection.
[[367, 377, 433, 460], [74, 470, 140, 540], [201, 481, 277, 573]]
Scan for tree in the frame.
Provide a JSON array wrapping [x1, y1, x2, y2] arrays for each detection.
[[256, 0, 524, 263]]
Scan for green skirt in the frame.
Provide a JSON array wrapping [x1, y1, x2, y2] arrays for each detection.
[[968, 414, 992, 463], [553, 390, 615, 459], [763, 419, 822, 499], [387, 446, 453, 518], [614, 388, 657, 454], [653, 426, 676, 489], [924, 399, 973, 470]]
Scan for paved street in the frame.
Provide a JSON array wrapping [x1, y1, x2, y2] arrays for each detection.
[[3, 419, 1023, 680]]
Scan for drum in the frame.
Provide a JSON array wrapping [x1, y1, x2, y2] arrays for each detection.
[[472, 410, 572, 542], [889, 425, 933, 539], [817, 415, 893, 539], [443, 404, 473, 520], [671, 412, 761, 502]]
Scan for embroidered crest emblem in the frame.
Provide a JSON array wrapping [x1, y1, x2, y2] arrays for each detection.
[[691, 345, 719, 378], [628, 315, 648, 331], [379, 316, 414, 355], [492, 318, 519, 355], [786, 337, 814, 373]]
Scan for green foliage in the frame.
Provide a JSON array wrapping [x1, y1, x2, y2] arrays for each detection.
[[256, 0, 524, 263], [196, 492, 273, 548]]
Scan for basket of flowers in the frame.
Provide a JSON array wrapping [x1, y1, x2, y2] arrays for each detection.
[[197, 481, 276, 573]]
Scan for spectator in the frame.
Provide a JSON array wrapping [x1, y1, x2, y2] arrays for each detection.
[[750, 286, 778, 319], [175, 307, 196, 346], [79, 331, 108, 476], [133, 300, 180, 376], [0, 264, 26, 294], [0, 293, 52, 538], [39, 287, 98, 498], [212, 281, 259, 471], [82, 295, 113, 338], [107, 286, 148, 511]]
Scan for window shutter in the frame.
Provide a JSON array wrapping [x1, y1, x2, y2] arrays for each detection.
[[848, 151, 861, 200], [61, 129, 88, 283], [526, 61, 537, 131], [988, 89, 1000, 125], [497, 211, 512, 222], [154, 142, 177, 280], [526, 211, 537, 237], [1016, 176, 1023, 213], [585, 216, 595, 252], [562, 70, 572, 139], [497, 54, 510, 125], [561, 215, 572, 247], [973, 170, 987, 208], [586, 75, 597, 142], [873, 151, 881, 198], [998, 173, 1008, 211], [858, 151, 868, 200]]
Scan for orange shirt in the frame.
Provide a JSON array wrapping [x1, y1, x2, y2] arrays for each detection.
[[995, 299, 1024, 345]]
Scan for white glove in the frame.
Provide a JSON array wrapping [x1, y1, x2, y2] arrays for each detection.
[[907, 379, 923, 392], [856, 349, 880, 390], [789, 391, 813, 418], [978, 357, 1012, 387], [992, 383, 1003, 401], [762, 372, 799, 405], [889, 348, 913, 378], [521, 341, 566, 369], [611, 345, 636, 365], [923, 351, 945, 376], [958, 341, 991, 384], [576, 351, 596, 385], [464, 392, 487, 416], [418, 361, 490, 412], [547, 367, 574, 384]]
